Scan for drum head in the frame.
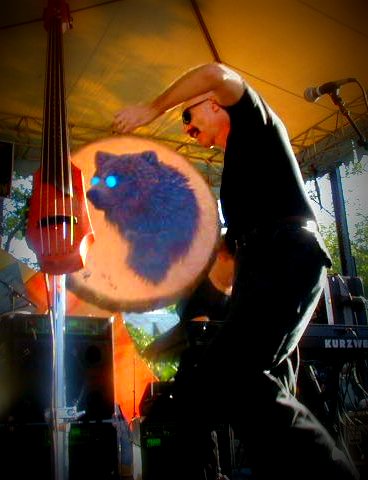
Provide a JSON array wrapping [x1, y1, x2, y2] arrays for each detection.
[[67, 136, 220, 312]]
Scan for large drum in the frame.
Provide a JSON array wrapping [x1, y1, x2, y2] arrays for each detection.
[[67, 136, 220, 312]]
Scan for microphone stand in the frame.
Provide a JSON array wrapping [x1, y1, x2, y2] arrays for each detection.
[[330, 91, 368, 150], [0, 279, 38, 311]]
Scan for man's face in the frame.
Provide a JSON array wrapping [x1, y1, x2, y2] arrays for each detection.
[[182, 97, 227, 149]]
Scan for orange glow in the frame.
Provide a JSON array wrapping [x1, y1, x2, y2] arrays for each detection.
[[112, 313, 158, 421]]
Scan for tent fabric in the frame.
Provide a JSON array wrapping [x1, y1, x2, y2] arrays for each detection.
[[0, 0, 367, 184]]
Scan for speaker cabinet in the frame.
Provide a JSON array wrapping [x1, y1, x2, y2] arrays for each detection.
[[0, 313, 114, 424], [0, 313, 120, 478]]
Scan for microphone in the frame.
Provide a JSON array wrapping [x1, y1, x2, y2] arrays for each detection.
[[304, 77, 356, 102]]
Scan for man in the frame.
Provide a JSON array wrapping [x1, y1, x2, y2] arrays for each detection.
[[113, 63, 359, 479]]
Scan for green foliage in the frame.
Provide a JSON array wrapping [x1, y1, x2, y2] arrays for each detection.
[[319, 223, 342, 273], [165, 303, 177, 314], [125, 322, 179, 381], [351, 215, 368, 295], [125, 322, 155, 353], [2, 173, 31, 240], [1, 173, 38, 270], [344, 159, 367, 177], [320, 219, 368, 295]]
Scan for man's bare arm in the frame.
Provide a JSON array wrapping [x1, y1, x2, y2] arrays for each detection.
[[112, 63, 245, 134]]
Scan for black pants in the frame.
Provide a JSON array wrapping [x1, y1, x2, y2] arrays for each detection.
[[168, 223, 360, 479]]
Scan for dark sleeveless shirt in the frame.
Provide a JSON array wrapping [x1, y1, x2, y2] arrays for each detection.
[[220, 85, 316, 249]]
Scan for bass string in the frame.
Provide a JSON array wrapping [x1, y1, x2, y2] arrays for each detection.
[[54, 16, 68, 254], [39, 14, 73, 256], [38, 14, 52, 257]]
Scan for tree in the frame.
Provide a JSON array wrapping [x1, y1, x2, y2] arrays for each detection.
[[351, 214, 368, 295], [0, 173, 38, 269], [320, 218, 368, 296], [126, 323, 178, 381]]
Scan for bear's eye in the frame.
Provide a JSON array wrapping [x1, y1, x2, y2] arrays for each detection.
[[91, 176, 100, 186], [105, 175, 119, 188]]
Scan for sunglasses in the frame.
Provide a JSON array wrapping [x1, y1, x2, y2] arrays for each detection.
[[182, 98, 210, 124]]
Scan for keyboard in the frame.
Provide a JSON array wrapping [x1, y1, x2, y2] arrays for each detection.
[[300, 323, 368, 360]]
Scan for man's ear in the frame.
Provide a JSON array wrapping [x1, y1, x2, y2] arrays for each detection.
[[211, 100, 221, 113]]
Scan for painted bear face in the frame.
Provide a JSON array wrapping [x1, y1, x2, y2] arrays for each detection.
[[86, 149, 200, 283]]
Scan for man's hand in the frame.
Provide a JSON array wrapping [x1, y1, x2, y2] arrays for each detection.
[[112, 104, 158, 134]]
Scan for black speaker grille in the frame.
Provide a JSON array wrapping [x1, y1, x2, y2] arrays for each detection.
[[0, 313, 114, 424]]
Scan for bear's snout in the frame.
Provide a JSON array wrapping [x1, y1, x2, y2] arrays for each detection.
[[87, 188, 102, 208]]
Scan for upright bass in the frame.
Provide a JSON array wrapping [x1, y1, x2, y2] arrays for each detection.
[[25, 1, 94, 478], [26, 0, 94, 274]]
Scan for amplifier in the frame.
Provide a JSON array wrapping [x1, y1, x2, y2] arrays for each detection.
[[0, 313, 121, 479], [0, 313, 114, 424], [300, 323, 368, 360]]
